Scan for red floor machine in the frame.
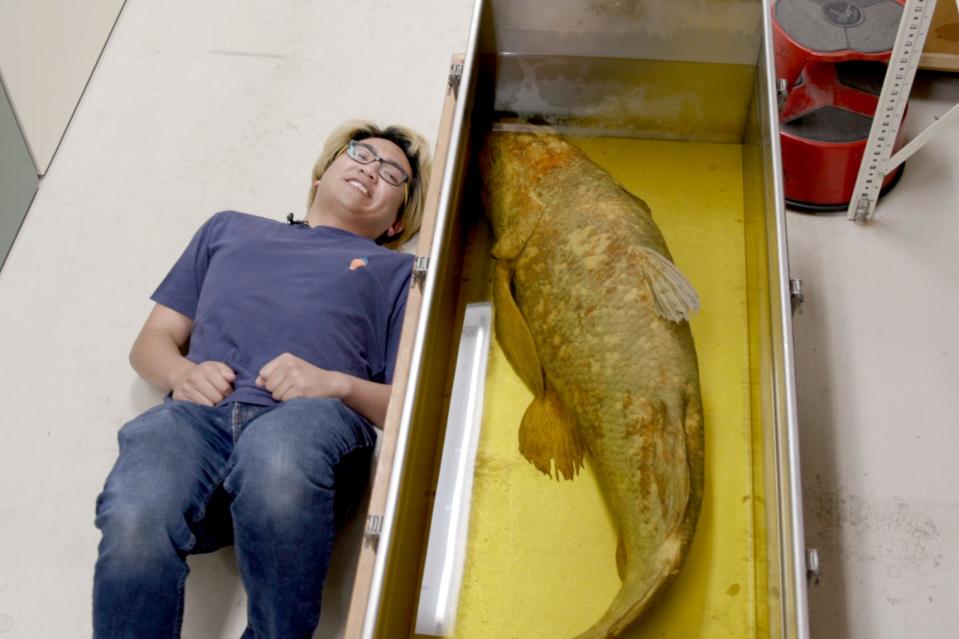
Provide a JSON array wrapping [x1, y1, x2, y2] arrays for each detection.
[[772, 0, 909, 210]]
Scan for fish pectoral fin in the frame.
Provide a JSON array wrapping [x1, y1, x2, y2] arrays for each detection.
[[639, 247, 701, 323], [616, 534, 627, 582], [519, 386, 585, 481], [493, 259, 545, 397], [489, 193, 545, 261]]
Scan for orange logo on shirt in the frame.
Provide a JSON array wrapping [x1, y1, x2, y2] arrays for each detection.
[[349, 256, 369, 271]]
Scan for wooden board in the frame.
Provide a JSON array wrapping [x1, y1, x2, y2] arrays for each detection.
[[921, 0, 959, 72], [342, 52, 463, 639]]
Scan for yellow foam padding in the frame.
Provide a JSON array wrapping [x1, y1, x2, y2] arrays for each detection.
[[447, 137, 761, 638]]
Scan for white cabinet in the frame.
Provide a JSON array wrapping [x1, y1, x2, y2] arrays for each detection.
[[0, 0, 125, 175], [0, 77, 36, 269]]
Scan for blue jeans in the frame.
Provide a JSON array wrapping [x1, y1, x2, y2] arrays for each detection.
[[92, 398, 376, 639]]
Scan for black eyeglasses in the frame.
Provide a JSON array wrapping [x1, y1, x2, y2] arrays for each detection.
[[345, 140, 411, 187]]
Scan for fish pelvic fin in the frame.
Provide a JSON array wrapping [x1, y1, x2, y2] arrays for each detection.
[[519, 386, 585, 481], [493, 259, 545, 397], [639, 247, 701, 323]]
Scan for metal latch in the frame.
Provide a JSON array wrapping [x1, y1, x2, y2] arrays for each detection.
[[413, 255, 430, 290], [806, 547, 821, 585], [365, 514, 383, 539], [776, 78, 789, 112], [790, 278, 804, 314], [448, 62, 464, 98]]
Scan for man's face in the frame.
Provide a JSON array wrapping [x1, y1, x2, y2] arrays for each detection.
[[314, 137, 413, 239]]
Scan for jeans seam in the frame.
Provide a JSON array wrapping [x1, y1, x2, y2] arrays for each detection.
[[189, 456, 239, 524], [231, 402, 241, 444], [173, 554, 188, 638], [191, 403, 267, 522]]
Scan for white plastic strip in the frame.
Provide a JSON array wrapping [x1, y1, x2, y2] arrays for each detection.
[[414, 302, 492, 637]]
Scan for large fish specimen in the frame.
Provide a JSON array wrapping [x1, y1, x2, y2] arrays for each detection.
[[479, 132, 705, 638]]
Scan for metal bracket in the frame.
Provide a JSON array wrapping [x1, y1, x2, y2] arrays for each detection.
[[412, 255, 430, 290], [790, 278, 804, 314], [806, 547, 821, 585], [853, 196, 874, 224], [365, 514, 383, 539], [448, 62, 464, 98]]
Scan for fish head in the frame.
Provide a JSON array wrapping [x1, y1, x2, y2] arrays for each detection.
[[479, 132, 579, 258]]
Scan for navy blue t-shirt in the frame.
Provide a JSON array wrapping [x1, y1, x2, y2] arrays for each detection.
[[152, 211, 414, 407]]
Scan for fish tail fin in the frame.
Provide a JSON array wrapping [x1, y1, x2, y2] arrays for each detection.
[[573, 542, 685, 639], [519, 386, 585, 481], [574, 391, 704, 639]]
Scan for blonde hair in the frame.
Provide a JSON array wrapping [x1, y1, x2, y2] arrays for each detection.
[[307, 120, 431, 249]]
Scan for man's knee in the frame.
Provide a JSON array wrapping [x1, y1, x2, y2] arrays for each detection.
[[236, 398, 363, 466], [224, 399, 360, 511], [229, 450, 325, 527], [95, 490, 195, 562]]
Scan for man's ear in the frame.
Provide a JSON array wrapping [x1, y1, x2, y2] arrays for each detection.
[[387, 219, 405, 237]]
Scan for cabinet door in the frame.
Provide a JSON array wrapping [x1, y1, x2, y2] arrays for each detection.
[[0, 78, 37, 271]]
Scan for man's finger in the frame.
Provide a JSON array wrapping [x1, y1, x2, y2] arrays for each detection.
[[273, 376, 297, 401], [214, 362, 236, 381], [258, 356, 282, 381], [194, 377, 224, 405], [205, 369, 233, 395], [264, 367, 289, 394], [185, 387, 214, 406], [259, 353, 299, 380]]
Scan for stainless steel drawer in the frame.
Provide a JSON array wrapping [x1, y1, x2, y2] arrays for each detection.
[[347, 2, 808, 638]]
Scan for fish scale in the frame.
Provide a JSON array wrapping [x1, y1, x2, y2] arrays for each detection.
[[480, 131, 705, 638]]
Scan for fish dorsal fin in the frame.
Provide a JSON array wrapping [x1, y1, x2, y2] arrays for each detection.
[[639, 247, 700, 323]]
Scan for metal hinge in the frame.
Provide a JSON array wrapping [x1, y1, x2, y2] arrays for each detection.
[[790, 278, 804, 315], [413, 255, 430, 290], [365, 514, 383, 539], [806, 547, 821, 585], [448, 62, 464, 98]]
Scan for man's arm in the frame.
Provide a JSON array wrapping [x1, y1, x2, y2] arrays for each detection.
[[130, 303, 235, 406], [339, 375, 393, 429], [256, 353, 393, 428]]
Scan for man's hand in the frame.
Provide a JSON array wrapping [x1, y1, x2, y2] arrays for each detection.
[[256, 353, 349, 402], [171, 361, 236, 406]]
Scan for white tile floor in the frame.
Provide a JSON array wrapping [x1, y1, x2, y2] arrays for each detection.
[[0, 1, 475, 637], [0, 1, 957, 638], [789, 71, 959, 638]]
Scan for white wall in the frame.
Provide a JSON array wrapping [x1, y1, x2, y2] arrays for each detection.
[[0, 0, 474, 636], [0, 0, 126, 174]]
